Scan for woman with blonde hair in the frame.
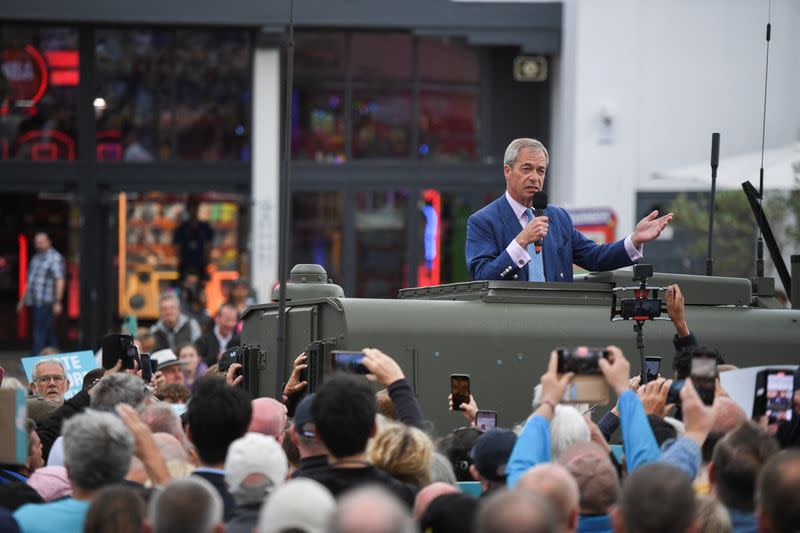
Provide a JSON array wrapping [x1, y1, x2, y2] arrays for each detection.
[[368, 421, 434, 489]]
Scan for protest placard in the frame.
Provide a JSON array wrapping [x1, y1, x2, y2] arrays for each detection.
[[21, 350, 98, 400]]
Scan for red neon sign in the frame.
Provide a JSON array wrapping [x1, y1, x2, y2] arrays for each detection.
[[1, 45, 48, 105]]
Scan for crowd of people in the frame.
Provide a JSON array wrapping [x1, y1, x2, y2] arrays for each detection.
[[1, 282, 799, 533]]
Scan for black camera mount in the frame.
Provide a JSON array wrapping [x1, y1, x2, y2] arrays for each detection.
[[610, 264, 670, 384]]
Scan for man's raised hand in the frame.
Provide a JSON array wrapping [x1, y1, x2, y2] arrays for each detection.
[[631, 210, 673, 248]]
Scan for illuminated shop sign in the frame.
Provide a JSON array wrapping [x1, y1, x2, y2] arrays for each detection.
[[1, 45, 48, 106]]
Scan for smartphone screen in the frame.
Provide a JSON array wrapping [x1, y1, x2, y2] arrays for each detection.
[[765, 371, 794, 422], [645, 356, 661, 382], [476, 410, 497, 431], [331, 351, 369, 374], [140, 353, 152, 382], [451, 374, 470, 411], [691, 357, 716, 405]]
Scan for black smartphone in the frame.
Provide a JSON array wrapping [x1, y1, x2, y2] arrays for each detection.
[[331, 350, 369, 374], [645, 356, 661, 382], [690, 355, 717, 405], [101, 333, 139, 370], [140, 353, 152, 382], [476, 410, 497, 431], [451, 374, 471, 411], [150, 358, 159, 376], [556, 347, 608, 375], [753, 369, 795, 423], [620, 298, 662, 320]]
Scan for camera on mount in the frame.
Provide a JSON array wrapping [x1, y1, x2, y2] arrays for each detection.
[[610, 264, 669, 322]]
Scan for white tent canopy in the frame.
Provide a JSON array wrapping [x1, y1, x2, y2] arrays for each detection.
[[641, 143, 800, 192]]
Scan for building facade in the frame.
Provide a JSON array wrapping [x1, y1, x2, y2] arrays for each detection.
[[0, 0, 562, 349]]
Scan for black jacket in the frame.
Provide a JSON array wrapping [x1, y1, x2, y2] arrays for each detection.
[[38, 389, 91, 462], [195, 330, 241, 367], [192, 470, 236, 522]]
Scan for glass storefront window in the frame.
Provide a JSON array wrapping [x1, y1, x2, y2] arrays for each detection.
[[351, 33, 412, 81], [291, 87, 345, 162], [419, 91, 478, 161], [352, 90, 411, 159], [0, 25, 79, 161], [95, 29, 172, 162], [291, 192, 344, 286], [118, 192, 243, 319], [174, 31, 251, 161], [355, 190, 408, 298], [419, 37, 479, 84], [295, 32, 346, 81]]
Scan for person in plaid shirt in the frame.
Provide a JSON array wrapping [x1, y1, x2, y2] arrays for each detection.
[[17, 231, 65, 355]]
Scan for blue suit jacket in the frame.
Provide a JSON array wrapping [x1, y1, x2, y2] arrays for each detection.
[[466, 195, 634, 282]]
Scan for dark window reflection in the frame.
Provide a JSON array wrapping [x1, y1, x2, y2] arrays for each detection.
[[295, 32, 346, 81], [291, 87, 345, 162], [95, 29, 172, 162], [419, 37, 479, 84], [419, 91, 478, 161], [352, 90, 411, 159], [355, 190, 408, 298], [174, 31, 251, 161], [0, 25, 79, 161], [291, 192, 344, 287], [351, 33, 412, 81]]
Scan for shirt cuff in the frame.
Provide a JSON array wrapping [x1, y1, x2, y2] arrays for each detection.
[[624, 234, 644, 261], [506, 240, 531, 268]]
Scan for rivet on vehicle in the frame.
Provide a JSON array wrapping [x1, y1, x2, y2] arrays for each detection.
[[496, 359, 503, 365], [516, 353, 524, 361], [433, 351, 440, 358]]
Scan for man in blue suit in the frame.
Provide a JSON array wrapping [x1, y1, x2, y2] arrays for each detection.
[[467, 138, 672, 282]]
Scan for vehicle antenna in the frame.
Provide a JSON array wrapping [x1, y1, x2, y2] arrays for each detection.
[[705, 132, 720, 276], [755, 0, 771, 278], [276, 0, 295, 394]]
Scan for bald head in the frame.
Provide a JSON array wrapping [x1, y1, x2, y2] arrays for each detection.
[[248, 398, 288, 441], [475, 489, 557, 533], [153, 433, 189, 463], [413, 482, 459, 520], [331, 486, 415, 533], [560, 442, 619, 515], [711, 397, 746, 434], [516, 463, 580, 533]]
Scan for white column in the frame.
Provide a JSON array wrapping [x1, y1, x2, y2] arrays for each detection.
[[250, 47, 281, 302]]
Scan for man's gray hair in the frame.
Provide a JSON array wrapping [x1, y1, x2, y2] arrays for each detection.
[[430, 451, 458, 485], [504, 138, 549, 168], [90, 373, 148, 412], [148, 477, 224, 533], [550, 405, 591, 461], [159, 291, 180, 307], [32, 358, 66, 379], [139, 403, 184, 440], [331, 486, 416, 533], [63, 409, 134, 490]]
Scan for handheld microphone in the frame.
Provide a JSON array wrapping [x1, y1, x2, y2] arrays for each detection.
[[532, 192, 548, 254], [710, 132, 720, 179]]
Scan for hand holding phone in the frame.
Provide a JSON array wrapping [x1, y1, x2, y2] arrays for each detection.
[[476, 410, 497, 431], [450, 374, 471, 412], [645, 356, 661, 382], [331, 351, 369, 374]]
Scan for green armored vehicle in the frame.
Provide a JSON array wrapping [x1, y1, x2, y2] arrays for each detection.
[[240, 264, 799, 434]]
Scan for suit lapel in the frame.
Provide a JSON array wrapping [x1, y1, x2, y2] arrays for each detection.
[[496, 195, 529, 281]]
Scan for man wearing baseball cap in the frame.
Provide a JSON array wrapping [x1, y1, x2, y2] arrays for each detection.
[[469, 428, 517, 496], [224, 433, 288, 533], [289, 394, 330, 479]]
